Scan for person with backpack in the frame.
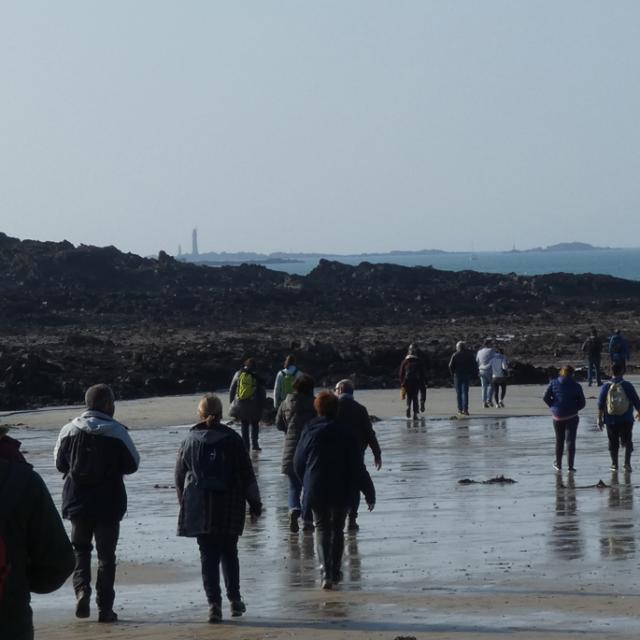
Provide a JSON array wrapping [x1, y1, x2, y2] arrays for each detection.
[[597, 361, 640, 472], [608, 329, 630, 370], [335, 379, 381, 532], [399, 344, 427, 419], [175, 394, 262, 623], [582, 327, 603, 387], [53, 383, 140, 623], [476, 339, 496, 408], [0, 460, 74, 640], [273, 354, 304, 411], [294, 391, 375, 590], [229, 358, 267, 451], [275, 374, 316, 533], [543, 366, 586, 473]]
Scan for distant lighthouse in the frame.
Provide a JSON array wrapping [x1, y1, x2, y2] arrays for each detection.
[[192, 228, 199, 256]]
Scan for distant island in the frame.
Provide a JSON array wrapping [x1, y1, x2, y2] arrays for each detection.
[[506, 242, 610, 253]]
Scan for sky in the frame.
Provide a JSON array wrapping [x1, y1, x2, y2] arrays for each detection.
[[1, 1, 639, 256]]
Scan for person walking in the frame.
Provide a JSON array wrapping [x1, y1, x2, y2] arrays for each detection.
[[399, 344, 427, 419], [490, 348, 509, 408], [273, 354, 304, 411], [229, 358, 266, 451], [448, 341, 478, 416], [54, 383, 140, 623], [175, 394, 262, 623], [476, 340, 496, 408], [608, 330, 631, 371], [582, 327, 603, 387], [543, 366, 586, 473], [0, 460, 74, 640], [294, 391, 375, 590], [275, 374, 316, 533], [597, 362, 640, 472], [335, 379, 382, 532]]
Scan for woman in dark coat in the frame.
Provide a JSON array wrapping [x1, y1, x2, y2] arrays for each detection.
[[275, 374, 316, 533], [175, 394, 262, 623], [294, 392, 375, 590]]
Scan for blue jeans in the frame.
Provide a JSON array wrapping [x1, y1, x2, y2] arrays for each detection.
[[453, 375, 470, 412], [287, 473, 312, 522], [197, 534, 241, 605], [479, 369, 493, 403]]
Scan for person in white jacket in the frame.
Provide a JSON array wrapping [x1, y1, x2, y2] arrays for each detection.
[[476, 340, 496, 408], [490, 348, 510, 408]]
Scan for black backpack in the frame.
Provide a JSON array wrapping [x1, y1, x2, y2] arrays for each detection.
[[404, 359, 421, 384], [194, 435, 232, 492], [68, 430, 114, 486]]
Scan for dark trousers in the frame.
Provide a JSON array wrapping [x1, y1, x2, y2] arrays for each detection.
[[197, 534, 241, 605], [406, 391, 419, 416], [606, 422, 634, 466], [71, 518, 120, 612], [240, 420, 259, 450], [587, 356, 602, 386], [553, 417, 579, 469], [492, 381, 507, 404], [312, 507, 348, 581]]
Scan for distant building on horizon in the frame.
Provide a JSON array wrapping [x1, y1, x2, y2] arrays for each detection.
[[192, 228, 198, 256], [177, 244, 182, 257]]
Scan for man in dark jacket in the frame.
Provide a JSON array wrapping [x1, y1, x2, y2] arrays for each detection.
[[0, 460, 75, 640], [448, 341, 478, 416], [175, 394, 262, 623], [229, 358, 267, 451], [582, 327, 603, 387], [335, 379, 381, 532], [543, 366, 586, 472], [597, 362, 640, 472], [294, 391, 375, 590], [54, 383, 140, 623]]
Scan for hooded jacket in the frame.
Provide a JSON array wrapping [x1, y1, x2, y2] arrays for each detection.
[[175, 422, 261, 537], [273, 365, 304, 409], [54, 411, 140, 521], [543, 376, 586, 421], [0, 461, 74, 640], [275, 391, 316, 475]]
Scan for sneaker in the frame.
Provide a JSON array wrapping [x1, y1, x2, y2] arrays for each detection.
[[462, 410, 470, 416], [406, 408, 411, 418], [98, 610, 118, 623], [483, 401, 490, 408], [611, 464, 619, 472], [498, 402, 505, 408], [568, 467, 577, 473], [321, 579, 333, 590], [624, 464, 633, 473], [230, 600, 246, 617], [208, 603, 222, 624], [302, 521, 315, 533], [553, 461, 561, 472], [289, 509, 301, 533], [251, 445, 262, 451], [332, 570, 344, 584], [347, 519, 359, 532], [75, 592, 90, 619]]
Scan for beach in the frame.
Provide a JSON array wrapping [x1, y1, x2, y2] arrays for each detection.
[[6, 381, 640, 639]]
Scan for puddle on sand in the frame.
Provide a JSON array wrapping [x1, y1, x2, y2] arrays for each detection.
[[21, 413, 640, 632]]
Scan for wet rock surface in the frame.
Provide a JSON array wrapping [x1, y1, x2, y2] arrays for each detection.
[[1, 233, 639, 409]]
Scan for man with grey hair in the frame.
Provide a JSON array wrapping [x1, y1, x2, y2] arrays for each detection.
[[334, 379, 381, 531], [54, 383, 140, 624]]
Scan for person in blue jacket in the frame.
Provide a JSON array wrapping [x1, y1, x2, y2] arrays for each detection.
[[608, 330, 631, 370], [597, 361, 640, 472], [543, 366, 586, 473], [293, 391, 375, 590]]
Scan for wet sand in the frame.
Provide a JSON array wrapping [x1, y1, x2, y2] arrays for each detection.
[[6, 381, 640, 639]]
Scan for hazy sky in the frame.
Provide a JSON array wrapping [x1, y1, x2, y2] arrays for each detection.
[[1, 1, 639, 256]]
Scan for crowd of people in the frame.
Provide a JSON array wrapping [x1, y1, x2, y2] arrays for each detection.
[[0, 330, 637, 636]]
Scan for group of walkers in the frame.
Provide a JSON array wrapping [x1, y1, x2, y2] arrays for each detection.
[[1, 332, 638, 637]]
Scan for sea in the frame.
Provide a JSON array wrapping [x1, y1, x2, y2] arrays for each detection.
[[268, 248, 640, 280]]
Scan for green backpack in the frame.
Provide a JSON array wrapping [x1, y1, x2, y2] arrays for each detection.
[[237, 371, 256, 401], [282, 368, 297, 397]]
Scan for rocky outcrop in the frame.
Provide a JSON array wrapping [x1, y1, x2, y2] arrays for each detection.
[[0, 233, 636, 409]]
